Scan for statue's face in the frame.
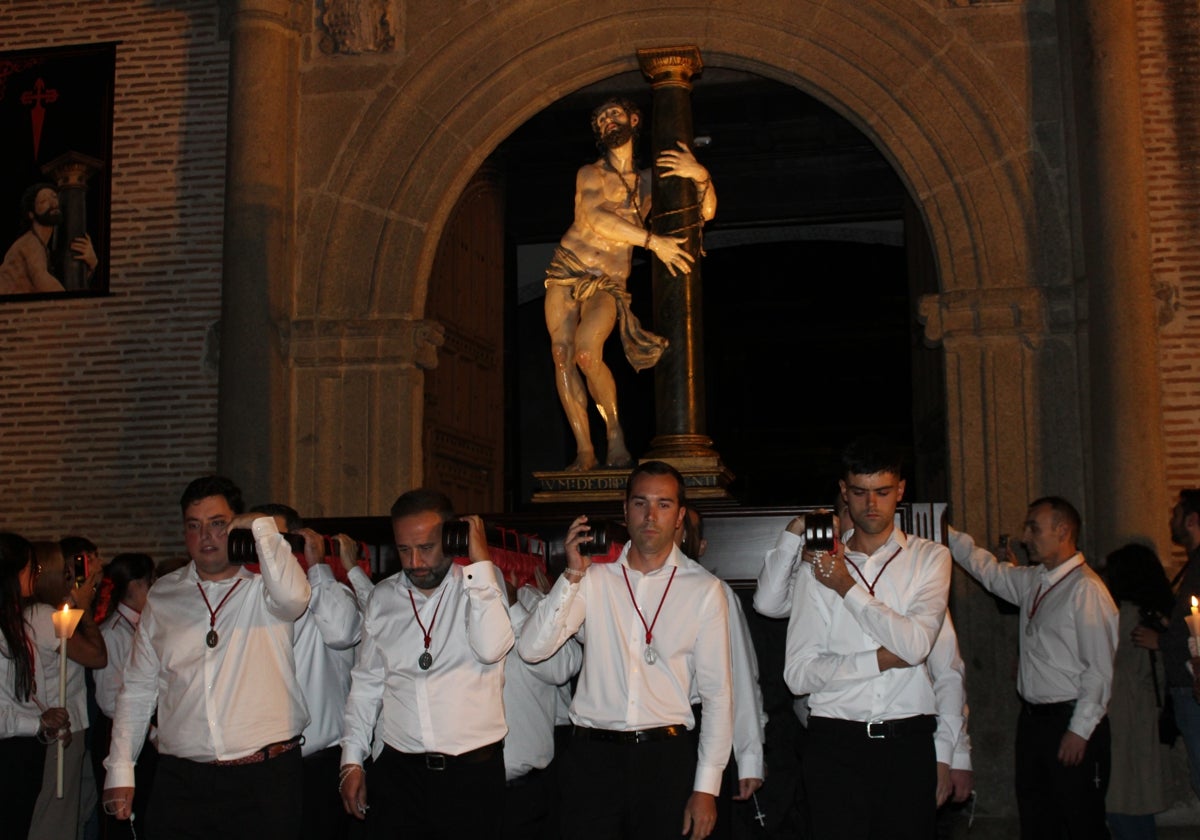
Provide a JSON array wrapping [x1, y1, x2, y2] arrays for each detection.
[[593, 104, 638, 149]]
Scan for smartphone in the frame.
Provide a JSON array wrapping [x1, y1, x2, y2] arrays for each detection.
[[73, 553, 89, 587]]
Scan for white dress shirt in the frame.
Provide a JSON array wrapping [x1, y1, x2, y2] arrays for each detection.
[[340, 561, 513, 765], [949, 529, 1118, 739], [689, 582, 766, 780], [28, 602, 89, 734], [94, 602, 141, 719], [784, 528, 950, 723], [518, 544, 734, 796], [928, 611, 969, 768], [503, 587, 582, 780], [0, 632, 47, 737], [294, 563, 362, 756], [104, 518, 312, 788], [346, 565, 375, 613]]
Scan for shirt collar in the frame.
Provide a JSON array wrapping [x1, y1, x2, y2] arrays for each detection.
[[115, 601, 141, 628], [618, 542, 682, 574], [187, 562, 254, 584], [842, 528, 908, 559], [1040, 552, 1084, 585]]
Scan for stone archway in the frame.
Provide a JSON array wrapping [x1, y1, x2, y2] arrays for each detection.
[[295, 2, 1070, 541]]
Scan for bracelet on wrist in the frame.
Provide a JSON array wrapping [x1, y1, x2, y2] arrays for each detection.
[[643, 230, 652, 250], [563, 567, 585, 581]]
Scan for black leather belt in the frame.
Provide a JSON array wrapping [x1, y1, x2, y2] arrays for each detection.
[[1021, 700, 1075, 717], [808, 715, 936, 740], [572, 724, 687, 744], [388, 739, 503, 771]]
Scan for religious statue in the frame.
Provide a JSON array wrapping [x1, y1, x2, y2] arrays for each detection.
[[544, 97, 716, 471]]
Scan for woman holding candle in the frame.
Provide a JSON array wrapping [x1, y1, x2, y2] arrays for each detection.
[[24, 540, 107, 840], [0, 532, 72, 839]]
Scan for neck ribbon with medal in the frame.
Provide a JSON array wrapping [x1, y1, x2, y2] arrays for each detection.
[[1026, 563, 1080, 636], [409, 586, 447, 670], [622, 564, 677, 665], [197, 579, 243, 648]]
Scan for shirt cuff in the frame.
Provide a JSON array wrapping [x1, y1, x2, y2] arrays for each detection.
[[841, 583, 871, 616], [462, 560, 502, 593], [104, 760, 136, 790], [251, 516, 281, 539], [694, 763, 724, 796], [735, 750, 764, 780]]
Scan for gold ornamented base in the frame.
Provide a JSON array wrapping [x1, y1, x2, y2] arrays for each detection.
[[532, 451, 735, 504]]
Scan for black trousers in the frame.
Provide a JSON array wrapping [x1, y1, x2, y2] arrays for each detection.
[[561, 728, 698, 840], [1015, 706, 1110, 840], [302, 745, 351, 840], [801, 716, 937, 840], [503, 765, 557, 840], [146, 748, 303, 840], [2, 734, 46, 839], [366, 743, 505, 840]]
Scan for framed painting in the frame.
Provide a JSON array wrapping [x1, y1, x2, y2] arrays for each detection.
[[0, 42, 115, 300]]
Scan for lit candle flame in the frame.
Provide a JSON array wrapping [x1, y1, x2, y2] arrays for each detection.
[[1193, 595, 1199, 615]]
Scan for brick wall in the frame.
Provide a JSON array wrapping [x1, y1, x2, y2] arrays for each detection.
[[1139, 1, 1200, 540], [0, 0, 228, 563]]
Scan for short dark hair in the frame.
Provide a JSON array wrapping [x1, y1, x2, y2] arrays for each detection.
[[20, 182, 56, 228], [591, 97, 642, 139], [60, 536, 97, 559], [840, 436, 904, 479], [625, 460, 687, 507], [105, 553, 156, 610], [1103, 542, 1174, 614], [1179, 489, 1200, 520], [179, 475, 245, 516], [390, 488, 456, 523], [250, 503, 304, 532], [1028, 495, 1082, 544]]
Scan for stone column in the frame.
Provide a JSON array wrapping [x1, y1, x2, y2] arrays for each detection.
[[217, 0, 300, 503], [1062, 1, 1171, 553], [637, 47, 729, 492]]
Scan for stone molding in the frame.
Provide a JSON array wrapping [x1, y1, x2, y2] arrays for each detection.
[[284, 317, 444, 369]]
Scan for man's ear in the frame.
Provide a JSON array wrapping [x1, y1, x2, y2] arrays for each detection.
[[629, 112, 640, 129], [896, 479, 907, 502]]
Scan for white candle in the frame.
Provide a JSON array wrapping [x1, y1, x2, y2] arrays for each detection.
[[50, 604, 84, 799]]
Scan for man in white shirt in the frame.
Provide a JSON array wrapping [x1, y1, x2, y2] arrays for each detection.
[[780, 438, 950, 839], [519, 460, 733, 840], [102, 475, 312, 840], [950, 496, 1118, 839], [677, 508, 767, 839], [252, 503, 363, 840], [502, 582, 582, 840], [339, 488, 514, 839]]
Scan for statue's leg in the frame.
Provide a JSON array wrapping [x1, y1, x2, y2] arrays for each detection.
[[575, 295, 631, 468], [545, 285, 596, 470]]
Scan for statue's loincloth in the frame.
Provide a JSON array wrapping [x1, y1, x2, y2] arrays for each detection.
[[544, 246, 667, 372]]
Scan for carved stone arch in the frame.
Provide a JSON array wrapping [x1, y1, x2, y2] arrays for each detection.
[[295, 1, 1067, 524]]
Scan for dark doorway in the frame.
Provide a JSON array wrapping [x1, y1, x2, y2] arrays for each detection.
[[499, 69, 945, 508]]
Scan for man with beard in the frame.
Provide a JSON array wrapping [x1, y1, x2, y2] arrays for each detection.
[[519, 461, 733, 840], [544, 98, 716, 470], [0, 182, 97, 295], [779, 437, 951, 840], [339, 488, 514, 838]]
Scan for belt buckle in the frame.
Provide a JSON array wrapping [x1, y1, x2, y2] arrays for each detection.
[[425, 753, 447, 771], [866, 720, 887, 740]]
